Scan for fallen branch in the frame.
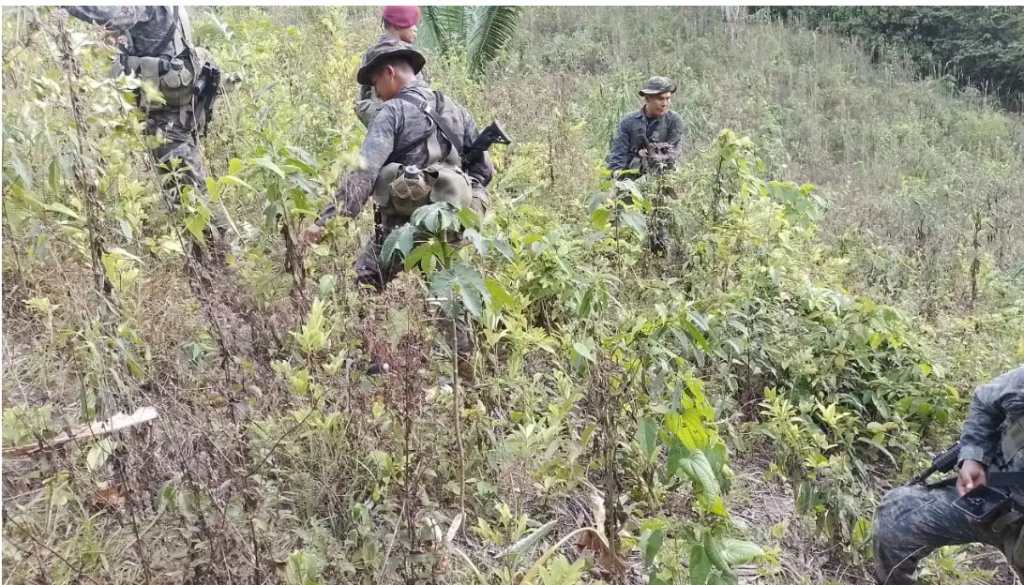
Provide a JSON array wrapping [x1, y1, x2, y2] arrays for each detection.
[[3, 407, 159, 458]]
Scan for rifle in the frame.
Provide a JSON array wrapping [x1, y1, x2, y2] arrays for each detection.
[[910, 442, 1024, 490], [462, 121, 511, 172], [909, 441, 960, 486]]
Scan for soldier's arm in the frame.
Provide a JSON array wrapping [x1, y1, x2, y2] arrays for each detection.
[[668, 113, 686, 162], [958, 369, 1024, 466], [316, 105, 399, 225], [64, 6, 151, 31], [606, 117, 632, 171], [462, 112, 494, 187]]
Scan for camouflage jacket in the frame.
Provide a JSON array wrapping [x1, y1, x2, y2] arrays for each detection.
[[606, 108, 685, 173], [65, 6, 192, 59], [959, 366, 1024, 472], [320, 79, 494, 224]]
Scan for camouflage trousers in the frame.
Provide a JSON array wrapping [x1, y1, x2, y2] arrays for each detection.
[[355, 207, 478, 381], [873, 484, 1024, 584], [146, 105, 228, 241]]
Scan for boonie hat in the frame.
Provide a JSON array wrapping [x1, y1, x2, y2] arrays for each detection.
[[638, 76, 677, 96], [357, 37, 426, 85]]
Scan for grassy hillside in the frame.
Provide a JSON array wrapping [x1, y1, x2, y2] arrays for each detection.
[[3, 7, 1022, 585]]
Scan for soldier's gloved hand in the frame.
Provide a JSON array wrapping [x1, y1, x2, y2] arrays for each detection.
[[957, 459, 988, 496]]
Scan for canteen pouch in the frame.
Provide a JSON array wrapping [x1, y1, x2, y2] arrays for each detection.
[[125, 55, 195, 108]]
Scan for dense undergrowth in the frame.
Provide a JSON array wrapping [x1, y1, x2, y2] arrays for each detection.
[[3, 7, 1023, 585]]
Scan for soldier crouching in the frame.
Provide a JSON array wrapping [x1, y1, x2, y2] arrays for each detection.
[[873, 367, 1024, 584]]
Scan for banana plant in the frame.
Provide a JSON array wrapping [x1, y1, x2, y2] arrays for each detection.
[[419, 6, 521, 77]]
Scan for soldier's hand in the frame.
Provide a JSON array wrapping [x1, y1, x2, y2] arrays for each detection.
[[301, 224, 326, 247], [957, 459, 988, 496]]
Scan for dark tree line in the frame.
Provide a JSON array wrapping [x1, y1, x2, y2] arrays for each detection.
[[766, 7, 1024, 111]]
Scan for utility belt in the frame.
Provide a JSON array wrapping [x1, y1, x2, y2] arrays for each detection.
[[372, 162, 475, 219]]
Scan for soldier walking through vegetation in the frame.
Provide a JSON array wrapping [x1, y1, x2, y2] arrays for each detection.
[[354, 5, 426, 128], [65, 6, 226, 261], [606, 76, 685, 177], [873, 366, 1024, 584], [303, 37, 494, 290]]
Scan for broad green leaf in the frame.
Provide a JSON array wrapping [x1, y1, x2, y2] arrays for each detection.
[[718, 538, 764, 566], [485, 277, 514, 312], [381, 224, 416, 266], [404, 241, 441, 272], [621, 211, 647, 237], [499, 519, 556, 558], [453, 262, 488, 318], [572, 340, 596, 363], [253, 156, 286, 179], [463, 228, 488, 255], [221, 174, 257, 192], [457, 206, 481, 229], [677, 450, 721, 508], [184, 209, 211, 243], [640, 525, 665, 563], [638, 417, 658, 461], [689, 543, 712, 585], [86, 438, 116, 472], [44, 202, 81, 221]]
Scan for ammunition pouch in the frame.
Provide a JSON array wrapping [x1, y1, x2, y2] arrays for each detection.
[[125, 55, 195, 108]]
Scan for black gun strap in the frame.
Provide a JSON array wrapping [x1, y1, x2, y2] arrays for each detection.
[[155, 6, 181, 57], [396, 91, 463, 157]]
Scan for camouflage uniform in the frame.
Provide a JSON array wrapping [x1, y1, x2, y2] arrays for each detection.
[[66, 6, 225, 238], [873, 367, 1024, 584], [605, 108, 685, 175], [318, 75, 493, 289], [355, 33, 426, 128]]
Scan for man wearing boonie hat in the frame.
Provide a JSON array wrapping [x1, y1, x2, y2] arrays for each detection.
[[605, 76, 686, 176], [304, 37, 494, 290], [355, 5, 426, 127]]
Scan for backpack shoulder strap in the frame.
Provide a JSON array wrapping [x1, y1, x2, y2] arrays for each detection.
[[393, 90, 462, 166]]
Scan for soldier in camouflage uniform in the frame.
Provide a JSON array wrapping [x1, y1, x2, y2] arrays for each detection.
[[606, 77, 686, 255], [304, 37, 493, 290], [354, 6, 426, 128], [65, 6, 226, 256], [873, 367, 1024, 584], [606, 76, 686, 177]]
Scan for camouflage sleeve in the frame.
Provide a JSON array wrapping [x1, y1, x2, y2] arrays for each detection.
[[316, 105, 399, 224], [606, 117, 632, 171], [462, 110, 494, 187], [668, 113, 686, 162], [64, 6, 151, 30], [958, 368, 1024, 466]]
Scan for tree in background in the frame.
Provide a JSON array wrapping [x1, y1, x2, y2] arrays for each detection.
[[769, 7, 1024, 111], [419, 6, 521, 78]]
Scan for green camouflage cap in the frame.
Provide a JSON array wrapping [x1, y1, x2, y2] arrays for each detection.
[[356, 37, 426, 86], [638, 76, 677, 96]]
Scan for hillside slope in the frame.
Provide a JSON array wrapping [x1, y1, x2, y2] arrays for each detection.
[[3, 7, 1022, 585]]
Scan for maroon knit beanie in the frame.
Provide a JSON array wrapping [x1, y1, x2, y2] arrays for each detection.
[[382, 6, 421, 29]]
